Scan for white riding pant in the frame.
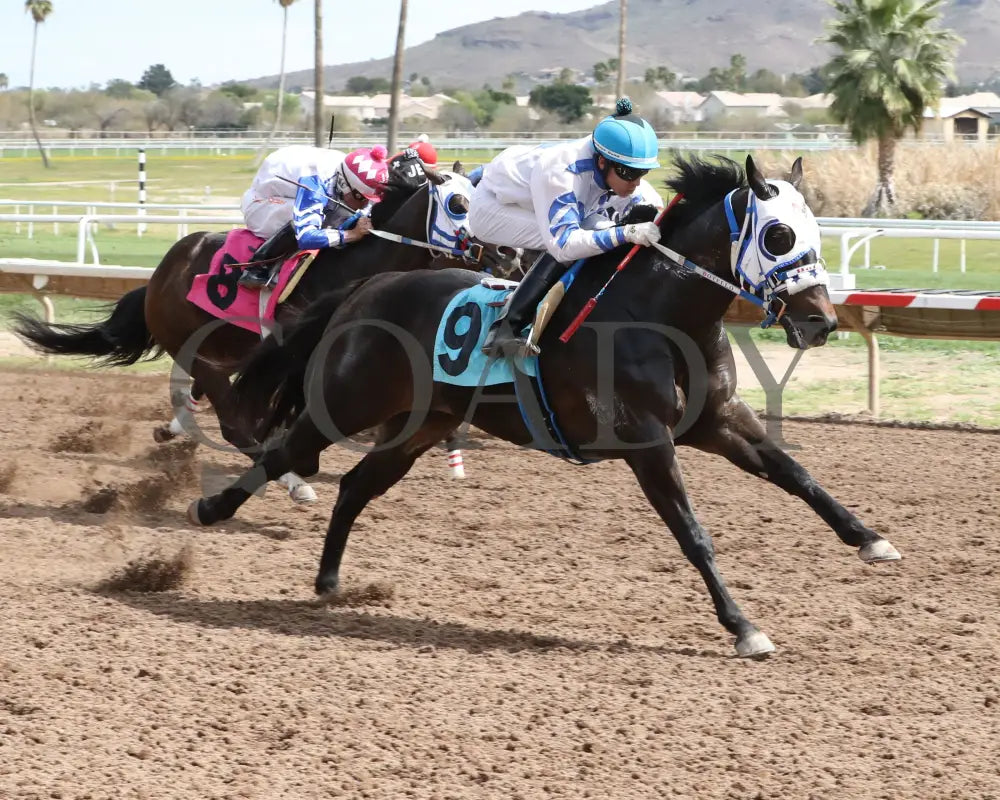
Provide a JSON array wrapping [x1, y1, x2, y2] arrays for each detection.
[[241, 189, 294, 238], [468, 184, 548, 252]]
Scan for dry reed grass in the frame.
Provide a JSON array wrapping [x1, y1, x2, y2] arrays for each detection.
[[765, 143, 1000, 219]]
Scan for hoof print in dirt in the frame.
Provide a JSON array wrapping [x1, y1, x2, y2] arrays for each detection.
[[79, 476, 171, 515], [93, 544, 194, 593], [0, 462, 16, 493], [143, 440, 199, 486], [50, 421, 131, 454], [316, 582, 395, 609]]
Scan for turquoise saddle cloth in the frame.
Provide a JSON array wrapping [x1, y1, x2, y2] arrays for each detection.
[[432, 283, 538, 386]]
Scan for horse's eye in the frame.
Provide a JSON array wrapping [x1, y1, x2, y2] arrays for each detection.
[[763, 223, 795, 256], [447, 195, 469, 216]]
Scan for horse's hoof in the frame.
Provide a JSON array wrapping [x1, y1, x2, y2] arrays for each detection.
[[735, 629, 775, 658], [315, 573, 340, 596], [187, 499, 207, 526], [288, 483, 317, 504], [858, 540, 901, 563], [153, 426, 175, 444]]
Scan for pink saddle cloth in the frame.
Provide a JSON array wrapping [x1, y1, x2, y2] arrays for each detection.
[[186, 229, 316, 335]]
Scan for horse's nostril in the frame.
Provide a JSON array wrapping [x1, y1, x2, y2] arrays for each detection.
[[807, 314, 837, 332]]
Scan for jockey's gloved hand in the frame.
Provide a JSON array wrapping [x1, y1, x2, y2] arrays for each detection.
[[622, 222, 661, 247]]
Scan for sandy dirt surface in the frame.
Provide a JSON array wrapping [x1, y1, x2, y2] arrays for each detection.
[[2, 366, 1000, 800]]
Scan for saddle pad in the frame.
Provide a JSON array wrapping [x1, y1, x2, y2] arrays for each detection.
[[433, 284, 538, 387], [186, 229, 315, 335]]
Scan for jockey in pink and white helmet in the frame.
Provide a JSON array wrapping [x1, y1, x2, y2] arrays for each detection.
[[237, 143, 389, 287], [336, 144, 390, 202]]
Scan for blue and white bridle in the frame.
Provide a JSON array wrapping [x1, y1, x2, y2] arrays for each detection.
[[652, 181, 828, 328], [367, 173, 483, 263], [723, 181, 828, 326]]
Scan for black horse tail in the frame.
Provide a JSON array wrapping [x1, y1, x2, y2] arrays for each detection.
[[231, 279, 369, 439], [12, 286, 162, 367]]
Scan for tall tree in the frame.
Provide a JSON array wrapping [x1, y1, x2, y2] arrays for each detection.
[[25, 0, 53, 168], [313, 0, 324, 146], [616, 0, 627, 98], [386, 0, 408, 154], [822, 0, 960, 216], [259, 0, 297, 160], [138, 64, 177, 97], [0, 73, 9, 91]]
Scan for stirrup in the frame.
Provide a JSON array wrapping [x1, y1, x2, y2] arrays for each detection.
[[481, 331, 540, 360], [238, 267, 274, 289]]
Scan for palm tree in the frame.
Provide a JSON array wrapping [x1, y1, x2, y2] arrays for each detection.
[[272, 0, 297, 138], [386, 0, 408, 154], [615, 0, 626, 99], [257, 0, 297, 162], [313, 0, 324, 147], [822, 0, 960, 216], [25, 0, 53, 168]]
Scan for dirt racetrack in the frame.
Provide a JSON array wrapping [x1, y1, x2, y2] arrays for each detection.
[[1, 366, 999, 800]]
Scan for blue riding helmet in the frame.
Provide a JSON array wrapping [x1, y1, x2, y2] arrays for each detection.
[[592, 97, 660, 170]]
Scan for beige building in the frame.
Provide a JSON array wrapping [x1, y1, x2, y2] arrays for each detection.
[[299, 92, 455, 122], [698, 91, 788, 119], [922, 93, 1000, 142]]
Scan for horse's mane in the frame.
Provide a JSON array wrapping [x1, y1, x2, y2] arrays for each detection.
[[370, 170, 424, 228], [369, 163, 447, 228], [661, 154, 747, 232]]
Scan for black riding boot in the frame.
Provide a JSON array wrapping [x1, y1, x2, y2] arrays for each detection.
[[239, 222, 297, 288], [481, 252, 566, 358], [238, 264, 275, 289]]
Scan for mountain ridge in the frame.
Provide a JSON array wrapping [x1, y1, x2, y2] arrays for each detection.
[[253, 0, 998, 93]]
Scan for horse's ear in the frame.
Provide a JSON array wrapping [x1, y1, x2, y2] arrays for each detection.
[[452, 160, 465, 176], [425, 165, 446, 186], [746, 154, 776, 200], [788, 157, 804, 191]]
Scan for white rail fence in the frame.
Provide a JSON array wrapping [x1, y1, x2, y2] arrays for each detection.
[[3, 200, 999, 287]]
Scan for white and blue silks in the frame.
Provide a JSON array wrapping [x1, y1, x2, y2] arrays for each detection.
[[468, 136, 663, 261], [240, 144, 369, 250]]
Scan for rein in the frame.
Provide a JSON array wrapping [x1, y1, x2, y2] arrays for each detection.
[[368, 228, 483, 263], [278, 173, 482, 264], [560, 187, 823, 342]]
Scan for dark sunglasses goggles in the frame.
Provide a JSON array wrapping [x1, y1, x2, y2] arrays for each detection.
[[610, 162, 650, 182]]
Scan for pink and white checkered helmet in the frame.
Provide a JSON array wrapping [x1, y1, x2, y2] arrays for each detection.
[[339, 145, 389, 200]]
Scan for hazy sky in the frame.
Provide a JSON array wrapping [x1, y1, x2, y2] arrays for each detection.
[[1, 0, 601, 90]]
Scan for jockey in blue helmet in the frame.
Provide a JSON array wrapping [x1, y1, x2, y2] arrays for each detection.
[[469, 97, 664, 358]]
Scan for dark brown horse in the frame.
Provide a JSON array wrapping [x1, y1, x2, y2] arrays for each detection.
[[13, 164, 496, 499], [187, 154, 901, 657]]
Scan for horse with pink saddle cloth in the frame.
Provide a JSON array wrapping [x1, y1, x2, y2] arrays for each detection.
[[187, 229, 317, 336]]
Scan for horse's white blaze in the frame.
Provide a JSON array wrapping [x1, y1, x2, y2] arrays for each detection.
[[735, 630, 776, 658], [858, 539, 902, 563], [278, 472, 317, 504]]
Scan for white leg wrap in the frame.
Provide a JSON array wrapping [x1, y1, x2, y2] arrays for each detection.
[[167, 416, 186, 436], [447, 449, 465, 479], [278, 472, 317, 504]]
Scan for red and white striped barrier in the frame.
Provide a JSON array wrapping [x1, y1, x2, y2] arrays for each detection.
[[829, 288, 1000, 311]]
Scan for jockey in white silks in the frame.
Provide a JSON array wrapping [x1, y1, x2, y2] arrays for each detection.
[[238, 143, 390, 287], [469, 97, 665, 357]]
